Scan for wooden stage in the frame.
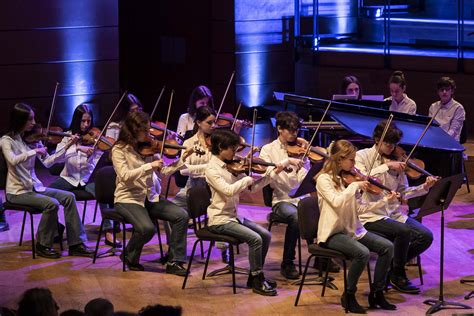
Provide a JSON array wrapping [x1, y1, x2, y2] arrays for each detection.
[[0, 184, 473, 315]]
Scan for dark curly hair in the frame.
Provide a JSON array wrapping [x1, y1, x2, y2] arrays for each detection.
[[116, 111, 150, 151], [373, 120, 403, 144]]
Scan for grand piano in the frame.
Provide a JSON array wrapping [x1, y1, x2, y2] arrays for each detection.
[[274, 92, 465, 179]]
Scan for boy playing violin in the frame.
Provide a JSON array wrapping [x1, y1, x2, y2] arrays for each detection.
[[355, 120, 437, 294]]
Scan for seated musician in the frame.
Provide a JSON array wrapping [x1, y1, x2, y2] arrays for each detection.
[[259, 111, 336, 279], [317, 139, 397, 313], [205, 129, 291, 296], [1, 103, 94, 259], [385, 71, 417, 115], [429, 77, 465, 142], [111, 111, 192, 273], [355, 120, 437, 293], [340, 75, 363, 100], [177, 85, 215, 139]]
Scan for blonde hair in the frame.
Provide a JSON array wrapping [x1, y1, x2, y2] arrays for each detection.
[[315, 140, 357, 187]]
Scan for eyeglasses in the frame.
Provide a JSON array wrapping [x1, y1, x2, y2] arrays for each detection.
[[382, 141, 398, 147]]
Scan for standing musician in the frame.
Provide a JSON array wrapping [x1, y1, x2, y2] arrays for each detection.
[[1, 103, 94, 259], [429, 77, 465, 142], [355, 120, 436, 293], [111, 111, 192, 273], [259, 111, 321, 279], [177, 85, 215, 139], [205, 128, 291, 296], [316, 139, 397, 313], [386, 71, 417, 115]]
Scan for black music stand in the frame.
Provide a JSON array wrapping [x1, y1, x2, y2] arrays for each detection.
[[289, 161, 324, 198], [460, 279, 474, 300], [414, 173, 472, 314]]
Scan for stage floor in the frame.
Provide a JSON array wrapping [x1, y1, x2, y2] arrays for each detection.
[[1, 184, 473, 315]]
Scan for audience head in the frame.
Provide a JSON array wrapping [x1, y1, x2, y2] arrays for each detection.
[[17, 287, 59, 316], [84, 298, 114, 316], [138, 304, 182, 316]]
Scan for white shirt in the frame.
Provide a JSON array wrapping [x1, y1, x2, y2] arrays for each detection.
[[176, 113, 195, 138], [105, 121, 121, 141], [205, 155, 272, 226], [355, 146, 428, 225], [49, 132, 103, 187], [259, 138, 310, 206], [386, 94, 417, 115], [1, 135, 66, 195], [429, 98, 465, 142], [111, 143, 184, 206], [316, 173, 369, 243], [180, 133, 212, 179]]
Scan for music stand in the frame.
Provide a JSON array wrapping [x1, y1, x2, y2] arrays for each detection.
[[413, 173, 472, 314], [289, 161, 324, 198], [460, 279, 474, 300]]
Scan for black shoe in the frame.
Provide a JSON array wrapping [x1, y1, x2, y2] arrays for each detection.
[[247, 274, 277, 289], [166, 262, 187, 276], [221, 248, 229, 264], [0, 221, 9, 232], [69, 243, 94, 257], [280, 262, 299, 280], [315, 257, 340, 273], [390, 275, 420, 294], [369, 290, 397, 310], [120, 253, 145, 271], [341, 293, 366, 314], [36, 243, 61, 259], [251, 272, 277, 296], [104, 237, 123, 249], [53, 223, 65, 243]]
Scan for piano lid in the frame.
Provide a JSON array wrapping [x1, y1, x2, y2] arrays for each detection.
[[274, 92, 464, 153]]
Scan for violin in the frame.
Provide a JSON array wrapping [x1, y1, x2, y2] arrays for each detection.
[[340, 167, 393, 195], [138, 135, 204, 158], [225, 156, 288, 176], [23, 125, 72, 145], [383, 146, 433, 179], [81, 127, 115, 151], [286, 138, 329, 162], [150, 121, 183, 141], [215, 113, 252, 129]]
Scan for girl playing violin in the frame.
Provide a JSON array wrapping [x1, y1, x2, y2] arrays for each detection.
[[1, 103, 93, 258], [177, 85, 215, 139], [205, 128, 287, 296], [316, 139, 397, 313], [355, 120, 436, 294], [111, 111, 192, 273]]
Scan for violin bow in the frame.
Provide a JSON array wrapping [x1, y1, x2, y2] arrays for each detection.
[[302, 100, 332, 161], [366, 114, 394, 177], [160, 90, 174, 157], [403, 106, 443, 164], [215, 71, 235, 120], [248, 108, 258, 177], [149, 85, 166, 120], [45, 82, 60, 138], [230, 101, 242, 131], [91, 90, 128, 151]]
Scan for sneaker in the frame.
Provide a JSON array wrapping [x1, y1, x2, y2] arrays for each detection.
[[36, 243, 61, 259], [166, 262, 187, 276], [251, 272, 277, 296], [280, 262, 299, 280], [68, 243, 94, 258], [390, 275, 420, 294]]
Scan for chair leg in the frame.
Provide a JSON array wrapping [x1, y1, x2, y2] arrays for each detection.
[[122, 222, 127, 272], [417, 255, 423, 285], [155, 219, 164, 259], [19, 211, 27, 246], [236, 244, 240, 255], [367, 262, 372, 287], [202, 241, 214, 280], [297, 236, 302, 275], [93, 219, 105, 263], [182, 239, 200, 290], [82, 200, 88, 224], [93, 201, 99, 223], [295, 254, 314, 306], [229, 244, 236, 294], [30, 213, 35, 259], [463, 160, 471, 193], [342, 260, 348, 313], [57, 221, 64, 251], [321, 257, 331, 297]]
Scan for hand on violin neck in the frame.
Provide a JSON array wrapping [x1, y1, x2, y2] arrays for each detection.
[[65, 134, 81, 149], [151, 159, 164, 171], [385, 161, 406, 173]]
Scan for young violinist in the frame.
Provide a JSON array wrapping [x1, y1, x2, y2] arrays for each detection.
[[340, 75, 362, 100], [46, 104, 120, 247], [259, 111, 315, 279], [385, 71, 417, 115], [355, 120, 436, 293], [429, 77, 465, 142], [177, 85, 214, 139], [1, 103, 94, 258], [205, 128, 290, 296], [111, 111, 192, 273], [316, 139, 397, 313]]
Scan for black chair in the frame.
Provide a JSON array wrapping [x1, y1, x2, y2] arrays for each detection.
[[182, 185, 245, 294], [92, 166, 164, 271], [460, 120, 470, 193], [263, 185, 302, 275], [294, 196, 372, 310], [0, 152, 63, 259]]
